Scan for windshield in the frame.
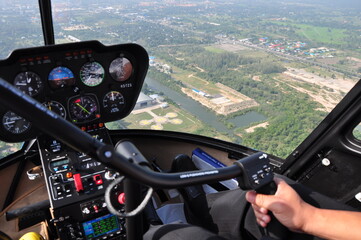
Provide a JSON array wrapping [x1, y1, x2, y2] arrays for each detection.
[[1, 0, 361, 159], [0, 0, 43, 59], [0, 0, 43, 157]]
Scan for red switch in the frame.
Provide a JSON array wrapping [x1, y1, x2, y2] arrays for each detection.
[[93, 204, 99, 213], [118, 193, 126, 204], [93, 174, 103, 185], [73, 173, 84, 192]]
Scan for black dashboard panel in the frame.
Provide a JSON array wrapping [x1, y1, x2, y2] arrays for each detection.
[[0, 41, 149, 142]]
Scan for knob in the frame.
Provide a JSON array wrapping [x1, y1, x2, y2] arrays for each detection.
[[118, 192, 126, 204]]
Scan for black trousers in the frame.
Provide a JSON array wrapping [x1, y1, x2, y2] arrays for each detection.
[[144, 175, 356, 240]]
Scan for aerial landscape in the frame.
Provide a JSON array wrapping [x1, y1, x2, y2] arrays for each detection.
[[0, 0, 360, 158]]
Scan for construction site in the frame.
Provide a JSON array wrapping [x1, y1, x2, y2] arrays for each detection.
[[182, 83, 259, 115]]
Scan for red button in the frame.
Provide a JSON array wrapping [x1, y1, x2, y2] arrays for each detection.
[[73, 173, 84, 192], [118, 193, 126, 204], [93, 174, 103, 185], [93, 205, 99, 213]]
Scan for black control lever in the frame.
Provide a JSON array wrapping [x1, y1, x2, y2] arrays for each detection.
[[235, 152, 274, 192], [235, 153, 288, 240], [6, 200, 50, 221]]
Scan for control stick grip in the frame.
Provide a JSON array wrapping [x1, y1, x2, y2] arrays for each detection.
[[235, 152, 274, 191], [256, 180, 277, 195], [256, 182, 289, 240], [235, 153, 288, 240]]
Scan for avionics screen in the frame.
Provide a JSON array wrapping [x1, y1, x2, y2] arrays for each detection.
[[82, 214, 120, 239]]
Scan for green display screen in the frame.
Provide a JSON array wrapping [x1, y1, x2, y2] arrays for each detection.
[[82, 214, 120, 239]]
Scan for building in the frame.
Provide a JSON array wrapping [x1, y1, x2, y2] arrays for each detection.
[[134, 92, 156, 109]]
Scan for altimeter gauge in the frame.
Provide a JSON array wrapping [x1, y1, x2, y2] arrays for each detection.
[[103, 91, 125, 114], [2, 111, 31, 134], [109, 57, 133, 82], [80, 62, 105, 87], [13, 71, 43, 96]]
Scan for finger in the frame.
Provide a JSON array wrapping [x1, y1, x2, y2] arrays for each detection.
[[246, 191, 256, 204], [253, 192, 273, 209], [253, 209, 271, 223], [273, 177, 284, 185], [261, 214, 271, 224], [259, 207, 268, 214], [252, 204, 268, 214], [258, 220, 268, 228]]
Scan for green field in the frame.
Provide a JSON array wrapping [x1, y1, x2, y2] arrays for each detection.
[[271, 21, 347, 45], [171, 67, 220, 95], [297, 25, 346, 45], [204, 46, 227, 53]]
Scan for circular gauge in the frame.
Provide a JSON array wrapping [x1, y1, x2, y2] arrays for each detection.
[[80, 62, 105, 87], [13, 71, 43, 96], [69, 95, 99, 123], [109, 57, 133, 82], [48, 66, 75, 89], [103, 91, 125, 114], [2, 111, 31, 134], [43, 101, 66, 119]]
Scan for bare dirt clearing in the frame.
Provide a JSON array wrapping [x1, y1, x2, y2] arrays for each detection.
[[284, 68, 356, 93], [182, 83, 258, 115], [281, 68, 356, 111], [217, 44, 249, 52], [245, 122, 269, 133]]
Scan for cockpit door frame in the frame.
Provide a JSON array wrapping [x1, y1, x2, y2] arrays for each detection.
[[38, 0, 55, 45]]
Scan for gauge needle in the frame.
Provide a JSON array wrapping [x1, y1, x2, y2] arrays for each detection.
[[76, 103, 90, 114]]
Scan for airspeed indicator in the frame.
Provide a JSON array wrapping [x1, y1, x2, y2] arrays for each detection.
[[103, 91, 125, 114], [80, 62, 105, 87]]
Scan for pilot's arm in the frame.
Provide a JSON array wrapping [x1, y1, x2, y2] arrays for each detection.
[[246, 178, 361, 240]]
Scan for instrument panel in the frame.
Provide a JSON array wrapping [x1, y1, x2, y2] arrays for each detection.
[[0, 41, 149, 142]]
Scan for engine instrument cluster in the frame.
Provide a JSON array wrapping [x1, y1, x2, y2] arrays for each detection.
[[0, 41, 149, 142]]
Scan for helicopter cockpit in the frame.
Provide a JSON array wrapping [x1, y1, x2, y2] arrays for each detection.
[[1, 1, 361, 240], [0, 40, 277, 240]]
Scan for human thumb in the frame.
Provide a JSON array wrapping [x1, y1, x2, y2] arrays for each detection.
[[246, 190, 275, 210]]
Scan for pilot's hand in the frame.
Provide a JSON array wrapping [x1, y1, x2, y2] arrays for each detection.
[[245, 178, 315, 233]]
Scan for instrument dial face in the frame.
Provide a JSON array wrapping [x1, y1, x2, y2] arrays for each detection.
[[43, 101, 66, 119], [109, 57, 133, 82], [48, 66, 75, 89], [80, 62, 105, 87], [103, 91, 125, 114], [68, 95, 99, 123], [2, 111, 31, 134], [13, 71, 43, 96]]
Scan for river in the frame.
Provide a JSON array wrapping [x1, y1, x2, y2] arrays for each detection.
[[145, 77, 267, 135]]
